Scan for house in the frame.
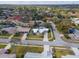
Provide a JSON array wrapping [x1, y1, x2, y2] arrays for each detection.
[[8, 15, 22, 21], [71, 18, 79, 25], [32, 27, 49, 34], [13, 15, 22, 21], [68, 29, 79, 40], [68, 28, 75, 34], [1, 27, 16, 34], [1, 26, 31, 34], [74, 29, 79, 39], [16, 26, 31, 33]]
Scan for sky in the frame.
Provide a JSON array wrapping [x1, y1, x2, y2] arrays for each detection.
[[0, 1, 79, 5]]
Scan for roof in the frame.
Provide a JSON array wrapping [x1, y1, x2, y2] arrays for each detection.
[[13, 16, 22, 20], [17, 27, 31, 33], [32, 27, 49, 33], [1, 27, 16, 34]]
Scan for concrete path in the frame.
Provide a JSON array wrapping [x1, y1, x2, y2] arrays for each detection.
[[42, 32, 52, 57], [5, 34, 14, 50], [21, 33, 27, 40], [4, 43, 11, 50], [71, 47, 79, 55]]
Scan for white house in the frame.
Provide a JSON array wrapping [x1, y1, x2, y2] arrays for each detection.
[[32, 27, 49, 34], [71, 18, 79, 25]]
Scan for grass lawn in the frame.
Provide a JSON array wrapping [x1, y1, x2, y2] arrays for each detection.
[[9, 45, 43, 58], [48, 31, 55, 41], [27, 34, 43, 40], [27, 25, 55, 41], [12, 33, 23, 39], [0, 44, 6, 48], [53, 46, 74, 58], [45, 23, 55, 41], [0, 34, 11, 38], [27, 30, 54, 41], [75, 25, 79, 30]]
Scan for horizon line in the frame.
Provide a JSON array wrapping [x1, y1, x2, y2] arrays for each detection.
[[0, 1, 79, 5]]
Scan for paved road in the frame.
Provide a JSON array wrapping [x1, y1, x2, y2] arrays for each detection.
[[50, 22, 79, 47], [50, 22, 67, 45], [1, 22, 79, 47]]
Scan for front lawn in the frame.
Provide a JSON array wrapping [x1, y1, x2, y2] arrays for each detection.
[[27, 29, 43, 40], [0, 34, 11, 38], [27, 34, 43, 40], [16, 46, 43, 58], [75, 25, 79, 30], [48, 29, 55, 41], [12, 33, 23, 39], [53, 46, 74, 58], [0, 44, 6, 48], [8, 45, 43, 58]]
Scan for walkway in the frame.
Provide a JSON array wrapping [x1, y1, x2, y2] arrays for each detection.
[[71, 47, 79, 55], [21, 33, 27, 41], [5, 34, 14, 50], [42, 32, 52, 57]]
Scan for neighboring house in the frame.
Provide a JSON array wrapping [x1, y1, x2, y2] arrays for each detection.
[[8, 15, 22, 21], [35, 20, 44, 24], [0, 16, 7, 19], [68, 28, 75, 34], [71, 18, 79, 25], [1, 27, 16, 34], [16, 26, 31, 33], [74, 29, 79, 39], [13, 15, 22, 21], [32, 27, 49, 34], [68, 29, 79, 40], [1, 26, 31, 34]]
